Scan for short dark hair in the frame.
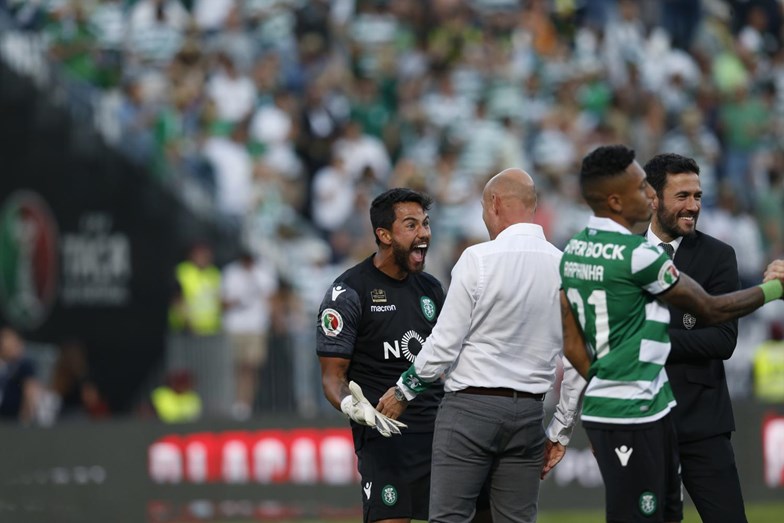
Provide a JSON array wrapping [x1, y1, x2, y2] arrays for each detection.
[[370, 188, 433, 245], [579, 144, 636, 201], [643, 153, 700, 197]]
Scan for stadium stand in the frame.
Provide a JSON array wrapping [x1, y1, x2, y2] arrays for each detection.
[[1, 0, 783, 420]]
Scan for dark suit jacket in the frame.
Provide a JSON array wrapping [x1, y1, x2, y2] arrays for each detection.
[[665, 231, 740, 443]]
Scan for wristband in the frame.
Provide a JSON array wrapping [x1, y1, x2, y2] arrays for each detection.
[[758, 280, 784, 304]]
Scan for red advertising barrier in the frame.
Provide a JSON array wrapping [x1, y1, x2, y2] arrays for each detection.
[[3, 401, 782, 523], [148, 428, 359, 486], [762, 414, 784, 488]]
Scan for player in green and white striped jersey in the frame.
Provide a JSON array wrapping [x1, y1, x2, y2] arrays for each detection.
[[560, 145, 784, 523], [562, 219, 678, 425]]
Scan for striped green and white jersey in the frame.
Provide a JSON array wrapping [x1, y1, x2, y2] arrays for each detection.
[[561, 216, 680, 424]]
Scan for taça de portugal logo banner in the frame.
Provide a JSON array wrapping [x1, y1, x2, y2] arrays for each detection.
[[0, 191, 59, 329]]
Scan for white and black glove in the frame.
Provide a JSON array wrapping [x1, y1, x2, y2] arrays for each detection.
[[340, 381, 407, 437]]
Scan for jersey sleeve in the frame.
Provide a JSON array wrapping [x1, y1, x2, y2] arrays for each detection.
[[630, 241, 680, 295], [315, 281, 361, 358]]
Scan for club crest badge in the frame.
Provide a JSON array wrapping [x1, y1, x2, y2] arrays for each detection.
[[639, 491, 657, 516], [420, 296, 436, 321], [683, 313, 696, 330], [382, 485, 398, 506]]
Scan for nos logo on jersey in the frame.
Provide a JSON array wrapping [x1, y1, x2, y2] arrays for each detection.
[[384, 330, 425, 362]]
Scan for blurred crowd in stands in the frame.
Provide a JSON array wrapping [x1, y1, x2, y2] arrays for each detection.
[[2, 0, 784, 421]]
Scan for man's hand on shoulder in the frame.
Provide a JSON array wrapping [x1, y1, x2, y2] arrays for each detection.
[[341, 381, 407, 437]]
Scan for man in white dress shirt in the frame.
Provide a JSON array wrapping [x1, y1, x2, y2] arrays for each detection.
[[378, 168, 585, 523]]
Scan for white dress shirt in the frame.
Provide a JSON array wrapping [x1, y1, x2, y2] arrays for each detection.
[[398, 223, 586, 443], [646, 227, 683, 257]]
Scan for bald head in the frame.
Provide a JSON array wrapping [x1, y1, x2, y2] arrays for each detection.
[[481, 168, 537, 239], [488, 168, 537, 203]]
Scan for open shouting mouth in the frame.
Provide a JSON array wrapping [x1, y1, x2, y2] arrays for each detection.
[[411, 242, 428, 264]]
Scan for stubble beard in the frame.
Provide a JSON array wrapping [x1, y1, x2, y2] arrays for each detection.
[[658, 205, 698, 239]]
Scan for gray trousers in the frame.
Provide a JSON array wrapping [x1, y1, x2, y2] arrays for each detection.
[[429, 392, 545, 523]]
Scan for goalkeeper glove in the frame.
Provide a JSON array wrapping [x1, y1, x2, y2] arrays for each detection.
[[340, 381, 407, 437]]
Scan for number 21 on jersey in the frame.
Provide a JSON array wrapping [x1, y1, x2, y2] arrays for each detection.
[[566, 288, 610, 361]]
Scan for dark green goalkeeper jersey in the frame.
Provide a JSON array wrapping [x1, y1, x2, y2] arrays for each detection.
[[316, 255, 445, 432], [561, 216, 680, 424]]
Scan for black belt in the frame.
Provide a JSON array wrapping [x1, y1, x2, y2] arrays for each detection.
[[458, 386, 545, 401]]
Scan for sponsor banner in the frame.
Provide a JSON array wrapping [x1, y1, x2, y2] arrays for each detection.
[[0, 194, 133, 324], [1, 402, 783, 522], [146, 498, 361, 523], [762, 414, 784, 488], [148, 428, 359, 486], [0, 58, 239, 413], [60, 211, 131, 307]]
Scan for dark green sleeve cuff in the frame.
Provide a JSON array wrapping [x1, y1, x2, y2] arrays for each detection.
[[400, 364, 431, 394]]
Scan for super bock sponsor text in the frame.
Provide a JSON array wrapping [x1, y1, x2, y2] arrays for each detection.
[[565, 239, 626, 260]]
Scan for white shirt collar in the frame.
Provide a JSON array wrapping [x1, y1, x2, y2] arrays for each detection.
[[645, 225, 683, 254], [496, 222, 546, 241], [586, 215, 633, 235]]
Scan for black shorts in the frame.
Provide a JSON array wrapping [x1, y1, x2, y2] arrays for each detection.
[[353, 427, 433, 522], [585, 414, 683, 523]]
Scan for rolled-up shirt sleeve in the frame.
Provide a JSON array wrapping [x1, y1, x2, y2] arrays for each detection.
[[546, 357, 586, 445]]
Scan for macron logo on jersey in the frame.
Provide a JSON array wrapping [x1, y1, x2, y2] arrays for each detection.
[[615, 445, 633, 467], [565, 239, 626, 260], [371, 304, 397, 312], [332, 286, 347, 301]]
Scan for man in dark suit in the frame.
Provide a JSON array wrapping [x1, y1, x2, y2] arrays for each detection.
[[644, 153, 748, 522]]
